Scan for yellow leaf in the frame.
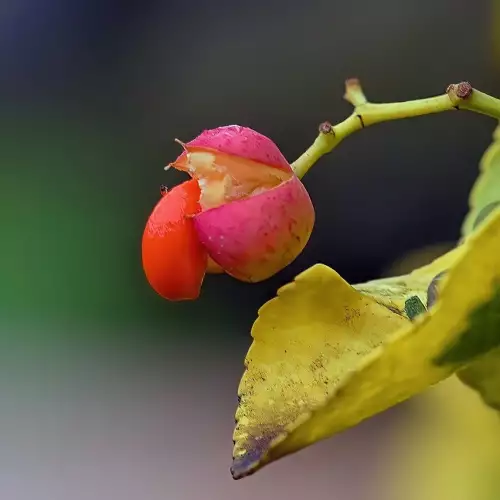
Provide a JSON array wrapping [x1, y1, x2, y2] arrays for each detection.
[[461, 124, 500, 236], [454, 122, 500, 411], [232, 265, 408, 478], [458, 348, 500, 411], [353, 243, 463, 313], [232, 210, 500, 478]]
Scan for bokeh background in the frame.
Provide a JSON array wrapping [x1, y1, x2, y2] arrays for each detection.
[[0, 0, 498, 498]]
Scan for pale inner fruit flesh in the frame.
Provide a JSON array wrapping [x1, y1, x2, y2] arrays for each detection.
[[172, 147, 292, 211]]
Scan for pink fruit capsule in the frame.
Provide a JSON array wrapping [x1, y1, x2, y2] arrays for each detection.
[[169, 125, 315, 283], [142, 125, 315, 300]]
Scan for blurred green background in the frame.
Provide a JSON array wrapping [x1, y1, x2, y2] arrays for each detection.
[[0, 0, 498, 498]]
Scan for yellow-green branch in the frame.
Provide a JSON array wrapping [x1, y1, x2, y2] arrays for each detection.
[[292, 80, 500, 179]]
